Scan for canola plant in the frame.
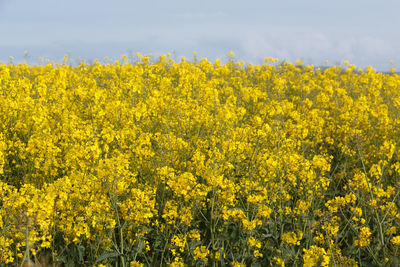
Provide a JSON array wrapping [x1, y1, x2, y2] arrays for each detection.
[[0, 54, 400, 266]]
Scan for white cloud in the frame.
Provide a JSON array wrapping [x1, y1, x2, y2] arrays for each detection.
[[237, 29, 399, 70]]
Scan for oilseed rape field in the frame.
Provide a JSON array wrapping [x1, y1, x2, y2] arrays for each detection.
[[1, 54, 400, 266]]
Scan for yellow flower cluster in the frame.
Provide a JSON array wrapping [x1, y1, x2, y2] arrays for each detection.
[[355, 227, 372, 247], [281, 230, 303, 246], [303, 246, 330, 267], [193, 246, 208, 261], [0, 55, 400, 265]]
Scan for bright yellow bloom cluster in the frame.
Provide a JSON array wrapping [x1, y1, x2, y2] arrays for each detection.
[[281, 230, 303, 246], [303, 246, 330, 266], [0, 56, 400, 265], [193, 246, 208, 261], [355, 227, 372, 247], [248, 236, 261, 249], [391, 235, 400, 245]]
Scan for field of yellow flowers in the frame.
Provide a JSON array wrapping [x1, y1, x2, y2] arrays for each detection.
[[1, 54, 400, 266]]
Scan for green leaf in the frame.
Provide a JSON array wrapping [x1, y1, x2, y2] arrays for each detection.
[[77, 245, 85, 262], [95, 251, 120, 263]]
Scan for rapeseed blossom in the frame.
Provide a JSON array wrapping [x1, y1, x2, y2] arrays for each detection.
[[0, 56, 399, 265], [355, 227, 372, 247], [303, 246, 330, 266]]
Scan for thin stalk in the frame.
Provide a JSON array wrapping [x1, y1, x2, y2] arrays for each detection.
[[358, 150, 385, 257]]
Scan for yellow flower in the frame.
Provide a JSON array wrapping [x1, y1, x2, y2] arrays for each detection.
[[242, 219, 261, 230], [193, 246, 208, 261], [253, 249, 263, 258], [130, 261, 143, 267], [248, 236, 261, 249], [313, 232, 325, 245], [271, 256, 285, 267], [386, 226, 397, 236], [188, 230, 201, 241], [391, 236, 400, 245], [171, 261, 185, 267], [303, 246, 330, 267], [355, 227, 372, 247], [231, 261, 245, 267], [2, 53, 400, 266], [282, 230, 303, 246], [171, 234, 186, 253]]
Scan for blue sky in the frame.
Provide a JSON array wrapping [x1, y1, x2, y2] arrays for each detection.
[[1, 0, 399, 70]]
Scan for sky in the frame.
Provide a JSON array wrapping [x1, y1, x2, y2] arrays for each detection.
[[0, 0, 399, 71]]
